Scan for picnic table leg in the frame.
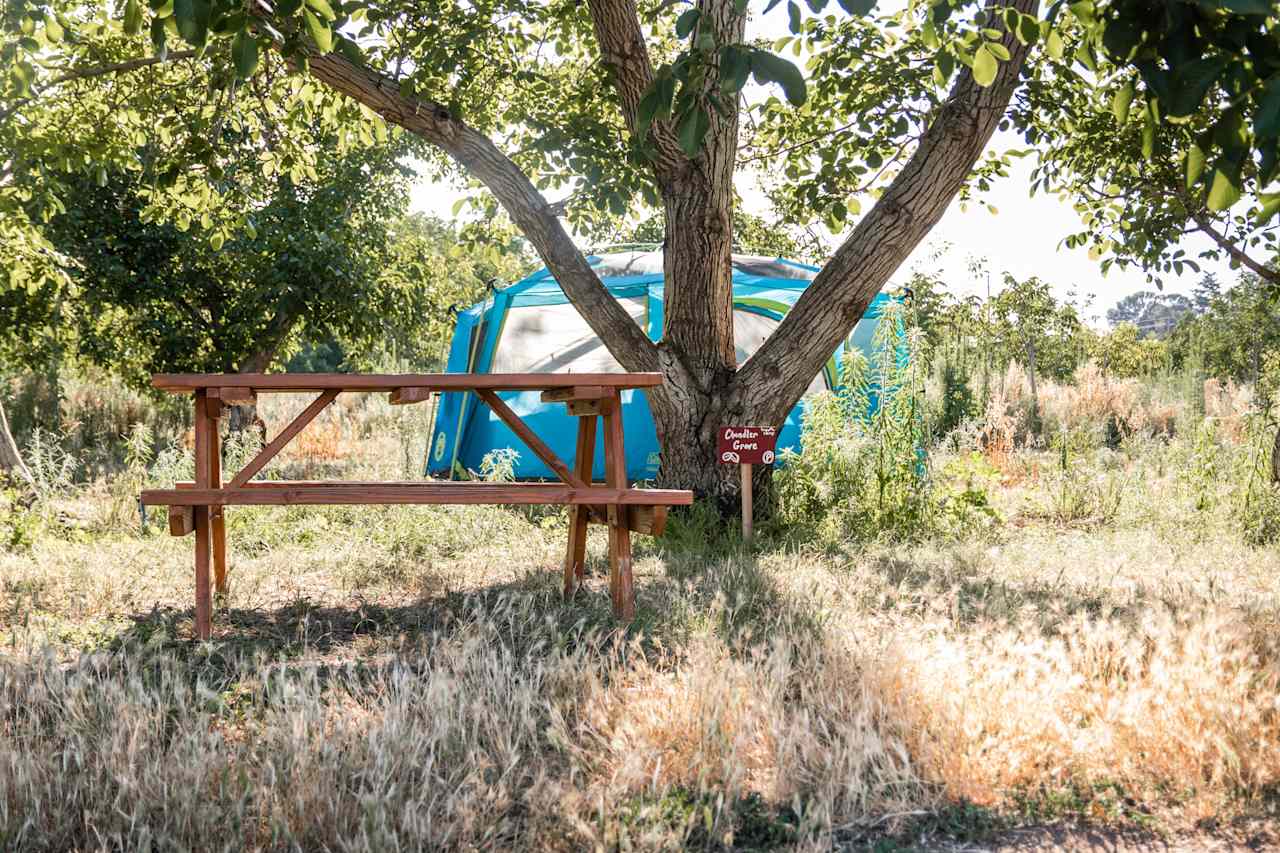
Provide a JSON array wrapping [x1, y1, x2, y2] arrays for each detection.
[[563, 414, 597, 599], [210, 422, 227, 599], [602, 392, 635, 621], [192, 391, 216, 640]]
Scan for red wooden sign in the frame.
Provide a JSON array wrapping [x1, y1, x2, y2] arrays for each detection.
[[717, 426, 778, 465]]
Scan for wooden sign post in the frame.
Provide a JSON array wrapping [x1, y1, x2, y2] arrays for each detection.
[[717, 426, 778, 544]]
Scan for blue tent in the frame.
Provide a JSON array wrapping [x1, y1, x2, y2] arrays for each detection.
[[425, 249, 895, 481]]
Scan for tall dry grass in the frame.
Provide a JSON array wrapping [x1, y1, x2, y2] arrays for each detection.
[[4, 370, 1280, 849]]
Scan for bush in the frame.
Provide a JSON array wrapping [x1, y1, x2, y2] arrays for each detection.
[[777, 302, 996, 544]]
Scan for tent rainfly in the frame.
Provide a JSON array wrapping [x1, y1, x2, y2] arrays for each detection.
[[425, 249, 897, 481]]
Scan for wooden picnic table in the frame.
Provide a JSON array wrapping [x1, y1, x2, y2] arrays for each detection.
[[140, 373, 693, 640]]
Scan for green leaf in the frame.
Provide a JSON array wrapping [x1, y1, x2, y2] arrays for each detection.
[[1016, 15, 1039, 45], [44, 14, 63, 41], [675, 8, 700, 39], [835, 0, 875, 15], [150, 16, 168, 57], [719, 44, 750, 94], [1074, 40, 1097, 72], [1256, 192, 1280, 224], [1111, 80, 1134, 124], [749, 49, 807, 106], [210, 232, 224, 250], [1101, 16, 1142, 61], [676, 105, 710, 156], [986, 41, 1010, 61], [1207, 161, 1242, 212], [1185, 140, 1207, 189], [1166, 56, 1228, 118], [1255, 76, 1280, 139], [124, 0, 143, 36], [972, 44, 997, 87], [232, 31, 258, 78], [303, 9, 332, 52], [787, 0, 802, 34], [305, 0, 337, 22], [635, 88, 662, 140], [173, 0, 209, 46], [1045, 29, 1064, 60]]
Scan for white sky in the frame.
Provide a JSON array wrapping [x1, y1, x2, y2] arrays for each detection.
[[410, 155, 1232, 328], [407, 4, 1238, 328]]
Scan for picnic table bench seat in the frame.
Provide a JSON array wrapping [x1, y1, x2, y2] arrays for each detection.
[[140, 373, 693, 639]]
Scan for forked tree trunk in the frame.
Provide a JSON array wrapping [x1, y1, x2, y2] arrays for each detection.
[[300, 0, 1037, 506], [0, 397, 33, 486]]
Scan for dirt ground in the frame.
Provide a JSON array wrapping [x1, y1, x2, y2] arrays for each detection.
[[923, 822, 1280, 852]]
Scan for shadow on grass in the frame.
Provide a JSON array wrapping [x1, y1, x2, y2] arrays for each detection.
[[71, 531, 820, 708]]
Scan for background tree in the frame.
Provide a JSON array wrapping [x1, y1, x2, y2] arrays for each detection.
[[1105, 291, 1195, 338], [1092, 321, 1169, 377], [1169, 274, 1280, 383], [991, 274, 1084, 430]]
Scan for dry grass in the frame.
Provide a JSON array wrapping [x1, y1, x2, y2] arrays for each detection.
[[3, 394, 1280, 850]]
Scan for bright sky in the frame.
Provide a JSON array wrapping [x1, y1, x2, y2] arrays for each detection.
[[407, 5, 1238, 329], [410, 155, 1232, 328]]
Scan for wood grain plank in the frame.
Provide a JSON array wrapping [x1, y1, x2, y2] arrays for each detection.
[[540, 385, 608, 403], [154, 373, 663, 393], [142, 483, 693, 506], [475, 389, 587, 489], [215, 386, 256, 403], [193, 391, 214, 641], [602, 390, 635, 620], [228, 390, 339, 488], [168, 505, 194, 536], [210, 421, 227, 597], [563, 414, 597, 598], [586, 504, 667, 536], [389, 387, 432, 405]]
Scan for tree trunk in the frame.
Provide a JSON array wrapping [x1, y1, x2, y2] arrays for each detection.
[[0, 397, 33, 486]]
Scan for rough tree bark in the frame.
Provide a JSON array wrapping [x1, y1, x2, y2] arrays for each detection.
[[0, 398, 33, 486], [299, 0, 1037, 503]]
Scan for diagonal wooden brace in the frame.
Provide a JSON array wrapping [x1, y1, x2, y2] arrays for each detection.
[[475, 389, 587, 489], [229, 389, 339, 488]]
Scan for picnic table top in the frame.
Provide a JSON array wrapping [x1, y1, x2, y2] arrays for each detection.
[[152, 372, 664, 394]]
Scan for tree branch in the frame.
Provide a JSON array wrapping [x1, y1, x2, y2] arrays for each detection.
[[1189, 210, 1279, 285], [735, 0, 1040, 421], [303, 50, 659, 371], [45, 50, 199, 88], [585, 0, 686, 179], [0, 50, 200, 124]]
